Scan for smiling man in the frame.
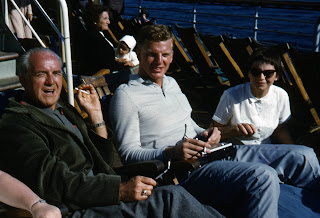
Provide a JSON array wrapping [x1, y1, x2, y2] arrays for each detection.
[[109, 24, 320, 218], [18, 48, 63, 110]]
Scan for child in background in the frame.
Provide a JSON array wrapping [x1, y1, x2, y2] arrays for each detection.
[[115, 35, 139, 68]]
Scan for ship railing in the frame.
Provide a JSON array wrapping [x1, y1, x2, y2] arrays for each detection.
[[2, 0, 74, 105], [127, 0, 320, 52]]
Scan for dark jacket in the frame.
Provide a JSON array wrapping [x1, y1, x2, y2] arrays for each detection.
[[0, 97, 120, 211], [81, 28, 124, 75]]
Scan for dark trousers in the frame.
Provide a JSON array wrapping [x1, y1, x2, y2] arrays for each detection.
[[70, 185, 224, 218]]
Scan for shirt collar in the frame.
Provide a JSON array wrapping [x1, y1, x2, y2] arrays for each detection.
[[247, 83, 273, 103], [20, 97, 63, 114], [129, 74, 168, 87], [40, 102, 63, 115]]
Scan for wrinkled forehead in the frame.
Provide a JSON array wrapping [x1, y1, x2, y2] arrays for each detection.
[[29, 51, 62, 72]]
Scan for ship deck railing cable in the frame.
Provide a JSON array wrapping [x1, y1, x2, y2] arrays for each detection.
[[124, 0, 320, 52]]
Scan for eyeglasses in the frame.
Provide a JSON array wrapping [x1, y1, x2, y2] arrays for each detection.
[[250, 69, 276, 78]]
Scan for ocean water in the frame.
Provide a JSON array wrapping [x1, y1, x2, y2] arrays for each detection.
[[123, 0, 320, 51]]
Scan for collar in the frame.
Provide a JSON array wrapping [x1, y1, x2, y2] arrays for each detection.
[[247, 83, 273, 104], [99, 31, 114, 48], [128, 74, 169, 88]]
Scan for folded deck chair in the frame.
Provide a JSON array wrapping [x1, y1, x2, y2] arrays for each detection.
[[168, 26, 201, 77], [174, 24, 229, 86], [200, 33, 246, 86], [222, 35, 253, 74], [280, 44, 320, 133]]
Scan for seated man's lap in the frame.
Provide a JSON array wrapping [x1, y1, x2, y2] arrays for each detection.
[[180, 161, 278, 203], [70, 185, 223, 218]]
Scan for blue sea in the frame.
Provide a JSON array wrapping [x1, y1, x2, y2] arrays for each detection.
[[123, 0, 320, 51]]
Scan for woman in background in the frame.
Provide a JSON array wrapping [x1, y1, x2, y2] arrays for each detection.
[[81, 4, 125, 75]]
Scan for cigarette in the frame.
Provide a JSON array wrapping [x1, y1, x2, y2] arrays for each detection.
[[75, 87, 90, 94]]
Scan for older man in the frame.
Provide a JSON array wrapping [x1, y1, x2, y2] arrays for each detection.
[[109, 24, 320, 218], [0, 47, 223, 217]]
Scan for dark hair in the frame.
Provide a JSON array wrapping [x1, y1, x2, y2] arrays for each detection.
[[85, 4, 110, 27], [17, 47, 62, 76], [247, 46, 283, 77], [136, 24, 173, 49], [139, 7, 149, 17]]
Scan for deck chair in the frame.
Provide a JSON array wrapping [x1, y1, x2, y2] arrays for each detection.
[[200, 33, 246, 86], [62, 76, 88, 119], [168, 26, 201, 77], [80, 74, 113, 100], [280, 44, 320, 133], [286, 46, 320, 113], [173, 24, 229, 86], [222, 35, 254, 76]]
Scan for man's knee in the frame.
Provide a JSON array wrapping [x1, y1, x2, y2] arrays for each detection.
[[245, 164, 279, 191]]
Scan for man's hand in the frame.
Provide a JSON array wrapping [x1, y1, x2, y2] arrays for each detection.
[[119, 176, 156, 202], [200, 127, 221, 145], [77, 84, 108, 139], [165, 138, 212, 161], [77, 84, 101, 115]]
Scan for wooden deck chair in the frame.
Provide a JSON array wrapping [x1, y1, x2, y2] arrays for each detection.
[[286, 46, 320, 113], [62, 76, 88, 119], [104, 28, 119, 46], [80, 75, 113, 100], [174, 24, 229, 86], [167, 26, 201, 77], [107, 16, 136, 43], [61, 68, 111, 119], [222, 35, 254, 76], [280, 44, 320, 133], [200, 33, 246, 86]]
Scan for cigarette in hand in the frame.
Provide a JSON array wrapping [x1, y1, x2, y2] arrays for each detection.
[[75, 87, 90, 94]]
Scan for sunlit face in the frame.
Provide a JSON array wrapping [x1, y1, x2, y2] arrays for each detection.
[[137, 40, 173, 87], [248, 61, 278, 98], [97, 11, 110, 31], [117, 41, 130, 56], [20, 51, 63, 110]]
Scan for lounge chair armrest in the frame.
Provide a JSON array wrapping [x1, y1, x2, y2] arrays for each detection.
[[114, 160, 166, 180]]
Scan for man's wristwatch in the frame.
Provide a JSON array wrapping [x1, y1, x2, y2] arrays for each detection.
[[88, 121, 106, 128]]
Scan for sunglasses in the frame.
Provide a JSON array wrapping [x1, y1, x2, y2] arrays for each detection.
[[250, 69, 276, 78]]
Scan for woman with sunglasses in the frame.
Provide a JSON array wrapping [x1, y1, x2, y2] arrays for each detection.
[[211, 46, 293, 145]]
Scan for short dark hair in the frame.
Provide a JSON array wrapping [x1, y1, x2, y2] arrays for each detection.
[[247, 46, 283, 77], [136, 24, 174, 49], [17, 47, 62, 76], [139, 7, 149, 17], [85, 4, 110, 26]]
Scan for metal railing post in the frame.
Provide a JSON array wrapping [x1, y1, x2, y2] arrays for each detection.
[[253, 6, 259, 41], [32, 0, 64, 40], [193, 2, 197, 29], [4, 0, 9, 26], [58, 0, 74, 106], [314, 16, 320, 52]]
